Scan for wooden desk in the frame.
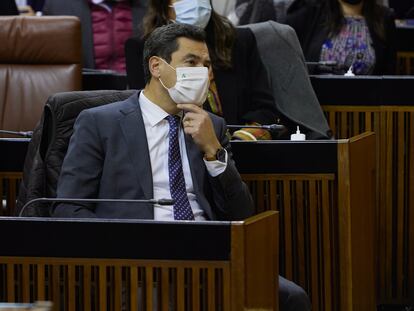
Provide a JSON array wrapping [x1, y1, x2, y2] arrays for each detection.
[[1, 133, 376, 310], [312, 75, 414, 306], [232, 133, 376, 311], [0, 212, 279, 311]]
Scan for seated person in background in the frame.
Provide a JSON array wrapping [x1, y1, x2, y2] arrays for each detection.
[[286, 0, 397, 75], [0, 0, 19, 15], [54, 22, 311, 311], [126, 0, 283, 140], [42, 0, 148, 73], [228, 0, 295, 25]]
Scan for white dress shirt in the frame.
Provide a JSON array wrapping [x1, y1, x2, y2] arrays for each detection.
[[139, 92, 227, 221]]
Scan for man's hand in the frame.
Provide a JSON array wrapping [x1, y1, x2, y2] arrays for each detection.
[[177, 104, 221, 159]]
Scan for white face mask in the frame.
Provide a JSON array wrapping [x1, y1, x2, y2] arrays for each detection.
[[158, 58, 209, 106], [172, 0, 212, 29]]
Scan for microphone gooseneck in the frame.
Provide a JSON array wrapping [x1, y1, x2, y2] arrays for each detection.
[[305, 61, 338, 66], [0, 129, 33, 138], [227, 124, 285, 131], [18, 197, 175, 217]]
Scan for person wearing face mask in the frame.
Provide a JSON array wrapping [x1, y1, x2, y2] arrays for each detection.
[[54, 20, 311, 311], [42, 0, 148, 73], [53, 22, 254, 223], [125, 0, 294, 141], [286, 0, 397, 75]]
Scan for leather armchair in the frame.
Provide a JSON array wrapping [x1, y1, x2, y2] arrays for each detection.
[[0, 16, 82, 133]]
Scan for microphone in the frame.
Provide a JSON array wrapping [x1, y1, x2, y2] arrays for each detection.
[[18, 197, 175, 217], [227, 124, 285, 131], [305, 61, 338, 66], [0, 129, 33, 138]]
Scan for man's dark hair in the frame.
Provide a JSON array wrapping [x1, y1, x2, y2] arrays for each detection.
[[143, 23, 206, 84], [143, 0, 236, 70]]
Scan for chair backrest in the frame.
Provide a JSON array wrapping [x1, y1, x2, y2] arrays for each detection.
[[0, 16, 82, 133], [16, 90, 136, 216], [244, 21, 332, 139]]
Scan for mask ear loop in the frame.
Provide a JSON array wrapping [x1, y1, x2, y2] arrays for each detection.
[[158, 76, 170, 90], [157, 57, 177, 90]]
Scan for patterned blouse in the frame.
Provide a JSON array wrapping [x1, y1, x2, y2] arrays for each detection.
[[320, 16, 376, 75]]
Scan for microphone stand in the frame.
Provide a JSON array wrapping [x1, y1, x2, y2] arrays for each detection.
[[19, 197, 175, 217]]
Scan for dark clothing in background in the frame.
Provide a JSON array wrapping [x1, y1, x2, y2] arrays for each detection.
[[286, 0, 397, 75], [244, 21, 332, 139], [42, 0, 148, 69], [388, 0, 414, 18], [125, 27, 279, 127], [28, 0, 45, 11], [235, 0, 294, 24], [237, 0, 277, 25], [0, 0, 19, 15]]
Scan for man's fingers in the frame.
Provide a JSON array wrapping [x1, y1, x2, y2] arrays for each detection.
[[177, 103, 204, 113], [182, 112, 198, 122], [183, 125, 196, 136]]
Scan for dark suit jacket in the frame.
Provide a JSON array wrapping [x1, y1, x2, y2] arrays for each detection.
[[0, 0, 19, 15], [42, 0, 148, 69], [125, 27, 279, 127], [53, 92, 254, 220], [245, 21, 332, 139], [286, 0, 397, 75]]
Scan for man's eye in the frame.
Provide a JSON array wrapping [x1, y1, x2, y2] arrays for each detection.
[[186, 60, 196, 65]]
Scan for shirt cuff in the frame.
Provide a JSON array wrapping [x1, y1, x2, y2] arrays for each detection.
[[203, 149, 228, 177]]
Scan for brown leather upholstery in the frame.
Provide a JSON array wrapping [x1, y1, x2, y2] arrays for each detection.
[[0, 16, 82, 132]]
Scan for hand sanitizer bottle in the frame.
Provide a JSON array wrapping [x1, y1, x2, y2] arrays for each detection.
[[290, 126, 306, 141]]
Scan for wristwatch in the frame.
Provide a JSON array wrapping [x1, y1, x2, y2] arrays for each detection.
[[205, 147, 226, 162]]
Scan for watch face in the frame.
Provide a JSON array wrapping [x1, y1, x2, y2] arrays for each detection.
[[216, 148, 226, 162]]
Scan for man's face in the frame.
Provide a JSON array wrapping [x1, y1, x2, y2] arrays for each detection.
[[158, 37, 211, 89]]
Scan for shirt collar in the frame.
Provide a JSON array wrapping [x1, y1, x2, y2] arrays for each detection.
[[139, 91, 182, 127]]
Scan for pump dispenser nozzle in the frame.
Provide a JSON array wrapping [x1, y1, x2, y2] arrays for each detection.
[[344, 66, 355, 76], [290, 126, 306, 141]]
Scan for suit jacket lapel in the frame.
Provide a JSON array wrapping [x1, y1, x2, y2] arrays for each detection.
[[119, 95, 154, 212]]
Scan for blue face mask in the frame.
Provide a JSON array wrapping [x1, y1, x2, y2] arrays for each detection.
[[172, 0, 212, 29]]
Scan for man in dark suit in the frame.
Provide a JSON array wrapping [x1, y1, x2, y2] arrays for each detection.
[[53, 22, 311, 311], [52, 22, 254, 221]]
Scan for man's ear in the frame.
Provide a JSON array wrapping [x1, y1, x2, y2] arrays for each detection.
[[149, 56, 161, 78]]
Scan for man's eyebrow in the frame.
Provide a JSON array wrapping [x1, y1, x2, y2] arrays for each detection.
[[181, 53, 201, 61], [182, 53, 211, 66]]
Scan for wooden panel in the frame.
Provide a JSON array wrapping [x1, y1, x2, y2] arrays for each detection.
[[242, 174, 336, 310], [0, 172, 22, 216], [338, 133, 376, 310], [322, 105, 414, 305], [397, 52, 414, 75], [231, 211, 279, 310], [242, 135, 376, 311], [0, 258, 230, 311]]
